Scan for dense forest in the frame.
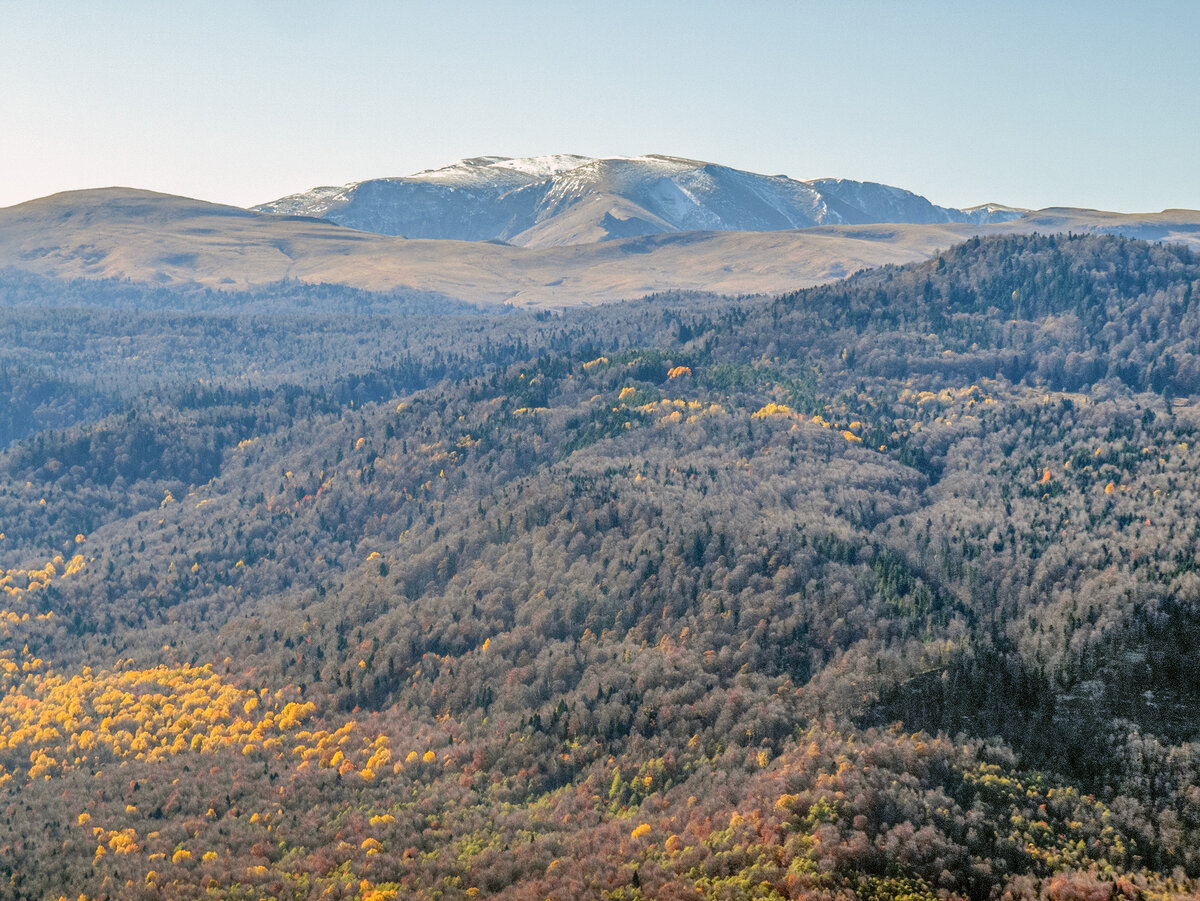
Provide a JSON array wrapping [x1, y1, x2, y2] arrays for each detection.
[[2, 234, 1200, 900]]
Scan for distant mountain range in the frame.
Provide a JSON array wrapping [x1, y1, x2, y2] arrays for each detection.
[[252, 154, 1027, 247], [1, 156, 1198, 307]]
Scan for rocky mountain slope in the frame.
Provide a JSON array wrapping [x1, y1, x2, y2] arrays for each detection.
[[253, 154, 1028, 246]]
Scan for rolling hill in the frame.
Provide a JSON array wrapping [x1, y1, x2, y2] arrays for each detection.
[[4, 186, 1200, 307]]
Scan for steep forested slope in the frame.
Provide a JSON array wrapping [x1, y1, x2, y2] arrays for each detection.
[[2, 235, 1200, 900]]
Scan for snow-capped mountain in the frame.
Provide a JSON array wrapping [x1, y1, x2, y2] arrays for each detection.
[[254, 155, 1026, 247]]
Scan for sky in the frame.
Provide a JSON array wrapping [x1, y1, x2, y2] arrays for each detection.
[[2, 0, 1198, 213]]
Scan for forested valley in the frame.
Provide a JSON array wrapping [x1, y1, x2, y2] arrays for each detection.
[[2, 234, 1200, 900]]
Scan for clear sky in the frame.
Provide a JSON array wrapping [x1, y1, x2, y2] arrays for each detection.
[[2, 0, 1197, 213]]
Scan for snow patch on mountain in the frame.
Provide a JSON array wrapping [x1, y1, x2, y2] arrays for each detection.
[[490, 154, 593, 178], [254, 184, 353, 219]]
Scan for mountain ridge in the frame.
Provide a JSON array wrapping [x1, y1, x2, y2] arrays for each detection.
[[252, 154, 1029, 247]]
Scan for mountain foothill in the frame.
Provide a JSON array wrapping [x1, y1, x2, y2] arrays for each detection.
[[1, 154, 1198, 305]]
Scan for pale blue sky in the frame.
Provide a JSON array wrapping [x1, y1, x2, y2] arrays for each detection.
[[2, 1, 1197, 212]]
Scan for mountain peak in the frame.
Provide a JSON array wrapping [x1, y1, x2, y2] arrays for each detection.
[[252, 155, 1026, 247]]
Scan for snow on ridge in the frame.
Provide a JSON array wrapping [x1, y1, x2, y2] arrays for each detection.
[[409, 157, 531, 186], [490, 154, 594, 178], [252, 184, 352, 216], [414, 156, 511, 175]]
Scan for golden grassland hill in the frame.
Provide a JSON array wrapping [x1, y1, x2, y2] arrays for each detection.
[[1, 188, 1199, 306]]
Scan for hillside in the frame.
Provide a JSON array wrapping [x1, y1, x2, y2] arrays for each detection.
[[1, 234, 1200, 898], [3, 188, 1200, 307]]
